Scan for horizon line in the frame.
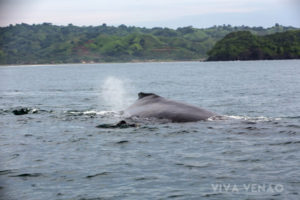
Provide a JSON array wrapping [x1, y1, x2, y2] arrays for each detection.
[[1, 22, 299, 29]]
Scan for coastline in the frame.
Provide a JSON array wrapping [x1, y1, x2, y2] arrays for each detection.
[[0, 59, 206, 67], [1, 58, 300, 67]]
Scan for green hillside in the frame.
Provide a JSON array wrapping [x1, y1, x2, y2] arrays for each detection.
[[0, 23, 298, 64], [207, 30, 300, 61]]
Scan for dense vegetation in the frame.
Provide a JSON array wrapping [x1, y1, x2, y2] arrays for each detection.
[[207, 30, 300, 61], [0, 23, 298, 64]]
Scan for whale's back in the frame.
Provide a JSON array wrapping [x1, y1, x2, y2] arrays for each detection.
[[124, 93, 216, 122]]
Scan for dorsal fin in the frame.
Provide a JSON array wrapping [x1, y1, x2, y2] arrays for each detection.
[[138, 92, 159, 99]]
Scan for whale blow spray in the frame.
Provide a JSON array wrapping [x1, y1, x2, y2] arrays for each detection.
[[101, 76, 135, 111]]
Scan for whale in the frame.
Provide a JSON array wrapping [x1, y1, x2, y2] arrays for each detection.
[[123, 92, 217, 122]]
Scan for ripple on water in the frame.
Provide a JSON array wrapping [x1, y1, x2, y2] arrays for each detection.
[[9, 173, 43, 178], [0, 170, 15, 176], [115, 140, 129, 144], [86, 172, 111, 179], [269, 141, 300, 146]]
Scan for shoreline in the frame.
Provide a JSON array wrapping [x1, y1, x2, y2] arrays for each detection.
[[1, 58, 300, 67], [0, 59, 206, 67]]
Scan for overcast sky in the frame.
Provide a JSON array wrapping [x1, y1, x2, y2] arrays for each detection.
[[0, 0, 299, 28]]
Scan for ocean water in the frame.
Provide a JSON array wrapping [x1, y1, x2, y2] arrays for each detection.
[[0, 60, 299, 200]]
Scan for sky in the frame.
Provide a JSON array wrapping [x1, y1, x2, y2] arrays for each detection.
[[0, 0, 299, 28]]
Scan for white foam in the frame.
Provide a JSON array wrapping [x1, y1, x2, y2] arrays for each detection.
[[94, 110, 120, 116], [66, 110, 122, 118], [225, 115, 282, 122]]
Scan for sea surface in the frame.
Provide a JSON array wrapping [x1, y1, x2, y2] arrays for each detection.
[[0, 60, 300, 200]]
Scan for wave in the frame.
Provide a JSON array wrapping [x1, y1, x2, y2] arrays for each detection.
[[4, 107, 298, 127], [2, 107, 123, 118], [1, 107, 44, 115], [224, 115, 282, 122], [64, 110, 121, 117]]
